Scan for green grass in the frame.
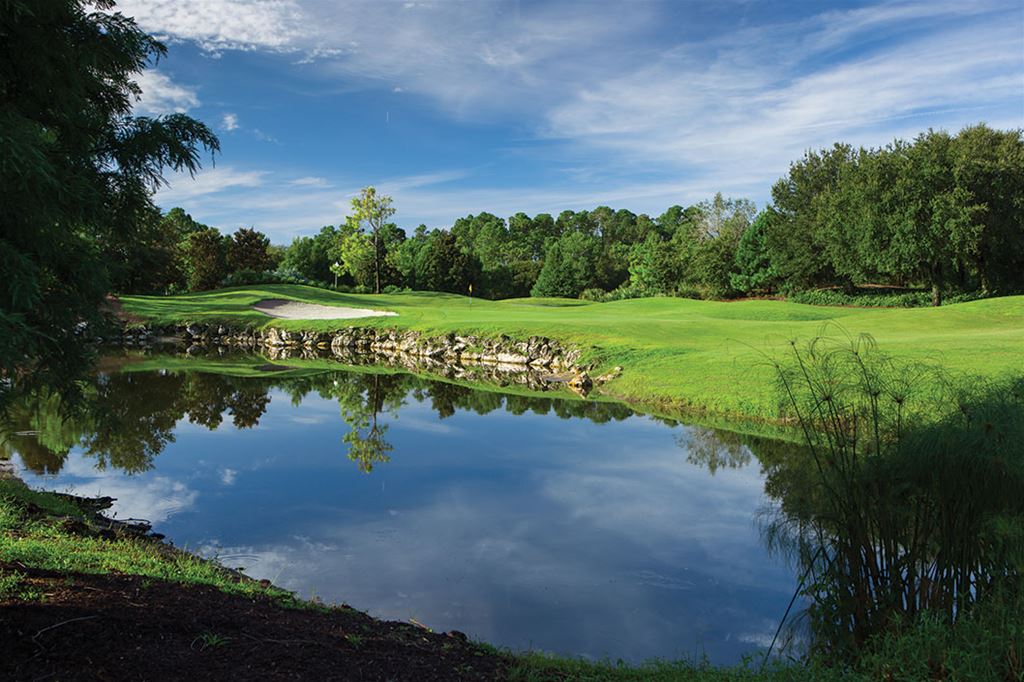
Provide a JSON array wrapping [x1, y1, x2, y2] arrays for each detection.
[[0, 480, 294, 603], [120, 285, 1024, 423]]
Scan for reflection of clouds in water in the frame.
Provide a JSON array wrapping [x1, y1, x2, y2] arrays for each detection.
[[17, 453, 198, 522], [11, 376, 795, 663], [174, 420, 235, 435], [538, 454, 773, 587], [290, 415, 326, 425], [392, 414, 456, 435], [196, 469, 790, 662]]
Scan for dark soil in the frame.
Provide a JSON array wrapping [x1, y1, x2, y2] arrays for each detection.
[[0, 566, 510, 681]]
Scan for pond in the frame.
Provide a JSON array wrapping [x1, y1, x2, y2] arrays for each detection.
[[4, 356, 800, 665]]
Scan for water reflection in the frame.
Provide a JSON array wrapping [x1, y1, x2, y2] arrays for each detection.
[[2, 365, 639, 478], [3, 356, 797, 665]]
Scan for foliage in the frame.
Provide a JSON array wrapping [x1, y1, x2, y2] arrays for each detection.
[[414, 231, 480, 294], [627, 234, 682, 295], [226, 228, 273, 273], [279, 226, 340, 283], [0, 0, 218, 400], [220, 268, 327, 289], [531, 231, 600, 298], [579, 285, 651, 303], [345, 187, 397, 294], [182, 228, 228, 291], [788, 288, 990, 308], [731, 210, 780, 295], [768, 125, 1024, 305]]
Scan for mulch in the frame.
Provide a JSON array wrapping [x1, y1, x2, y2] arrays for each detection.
[[0, 567, 509, 681]]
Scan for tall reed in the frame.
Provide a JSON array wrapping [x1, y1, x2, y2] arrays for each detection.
[[764, 331, 1024, 662]]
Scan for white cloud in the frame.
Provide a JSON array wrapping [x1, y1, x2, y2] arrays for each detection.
[[17, 453, 199, 523], [156, 165, 268, 206], [289, 176, 330, 187], [545, 7, 1024, 197], [117, 0, 309, 54], [134, 69, 199, 114], [131, 0, 1023, 229], [220, 467, 237, 485], [221, 112, 239, 130]]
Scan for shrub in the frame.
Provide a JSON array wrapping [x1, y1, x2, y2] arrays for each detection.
[[220, 268, 327, 289], [579, 288, 609, 302], [789, 288, 990, 308]]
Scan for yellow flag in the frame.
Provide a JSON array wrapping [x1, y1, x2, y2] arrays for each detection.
[[469, 283, 473, 293]]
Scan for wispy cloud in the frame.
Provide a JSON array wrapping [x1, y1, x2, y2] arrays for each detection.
[[221, 112, 239, 130], [134, 69, 199, 114], [290, 176, 330, 188], [132, 0, 1023, 231], [157, 166, 268, 205]]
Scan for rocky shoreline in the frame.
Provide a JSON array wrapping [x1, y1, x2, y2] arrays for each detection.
[[114, 323, 622, 396]]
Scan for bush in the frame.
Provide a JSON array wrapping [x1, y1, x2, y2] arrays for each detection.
[[789, 288, 990, 308], [220, 268, 327, 289], [579, 288, 609, 302]]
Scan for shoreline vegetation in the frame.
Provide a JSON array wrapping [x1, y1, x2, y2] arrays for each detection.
[[117, 284, 1024, 429]]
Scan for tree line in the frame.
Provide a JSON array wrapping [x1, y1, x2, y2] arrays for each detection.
[[126, 125, 1022, 307]]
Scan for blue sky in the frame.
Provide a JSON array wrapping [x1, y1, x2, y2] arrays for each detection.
[[122, 0, 1024, 244]]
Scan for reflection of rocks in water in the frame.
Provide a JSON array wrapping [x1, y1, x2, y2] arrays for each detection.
[[262, 341, 575, 394], [0, 457, 19, 480], [118, 323, 602, 397]]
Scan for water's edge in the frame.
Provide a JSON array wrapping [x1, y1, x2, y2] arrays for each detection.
[[113, 322, 618, 397]]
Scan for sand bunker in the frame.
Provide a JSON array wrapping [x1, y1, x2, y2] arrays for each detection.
[[252, 299, 398, 320]]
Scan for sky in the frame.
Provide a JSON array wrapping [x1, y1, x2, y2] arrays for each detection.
[[120, 0, 1024, 244]]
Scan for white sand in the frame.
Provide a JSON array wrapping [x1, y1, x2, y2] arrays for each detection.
[[251, 299, 398, 320]]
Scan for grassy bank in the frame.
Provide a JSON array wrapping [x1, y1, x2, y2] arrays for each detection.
[[120, 285, 1024, 423]]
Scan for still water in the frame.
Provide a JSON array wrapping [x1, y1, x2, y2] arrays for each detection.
[[7, 361, 798, 664]]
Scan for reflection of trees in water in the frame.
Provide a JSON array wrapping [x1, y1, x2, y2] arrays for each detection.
[[0, 390, 86, 475], [1, 363, 642, 477], [1, 372, 276, 476], [327, 374, 405, 473], [680, 427, 753, 475]]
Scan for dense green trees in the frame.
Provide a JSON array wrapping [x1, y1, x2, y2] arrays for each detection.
[[181, 228, 228, 291], [415, 231, 480, 294], [532, 232, 600, 298], [100, 126, 1021, 308], [227, 228, 274, 273], [128, 124, 1022, 306], [1, 0, 218, 395], [730, 210, 779, 294], [279, 226, 339, 283], [768, 125, 1024, 305]]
